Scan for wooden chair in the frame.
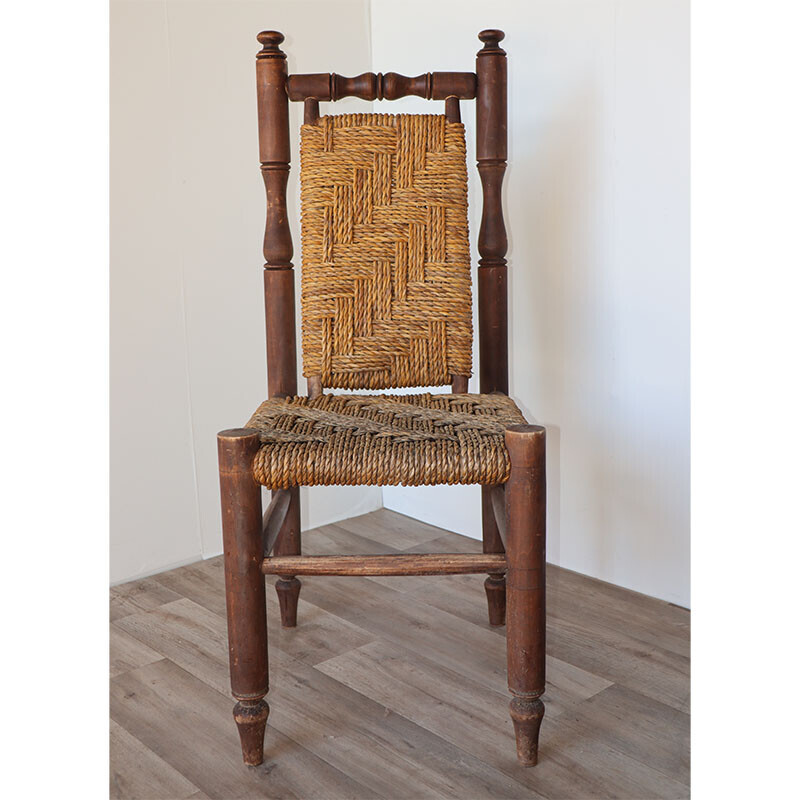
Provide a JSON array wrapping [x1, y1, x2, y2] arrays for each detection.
[[217, 28, 546, 769]]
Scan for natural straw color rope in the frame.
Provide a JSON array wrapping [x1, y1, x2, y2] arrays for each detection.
[[300, 114, 472, 389], [247, 393, 527, 488]]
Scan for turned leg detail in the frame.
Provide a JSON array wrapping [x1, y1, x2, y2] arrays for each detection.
[[504, 425, 547, 766], [275, 576, 301, 627], [218, 428, 270, 766], [233, 699, 270, 766], [484, 574, 506, 627], [273, 486, 301, 627], [481, 485, 506, 626], [509, 697, 545, 767]]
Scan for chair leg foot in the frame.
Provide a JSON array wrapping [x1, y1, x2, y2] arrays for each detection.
[[484, 574, 506, 626], [510, 696, 544, 766], [275, 577, 301, 628], [233, 699, 270, 766]]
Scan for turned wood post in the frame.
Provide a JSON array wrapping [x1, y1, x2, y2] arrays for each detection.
[[504, 424, 546, 766], [477, 29, 509, 623], [256, 30, 296, 398], [482, 488, 506, 626], [476, 28, 508, 395], [218, 429, 270, 766], [256, 30, 301, 626]]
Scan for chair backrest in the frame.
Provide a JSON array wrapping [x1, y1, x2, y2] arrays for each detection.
[[300, 112, 472, 389], [255, 30, 508, 398]]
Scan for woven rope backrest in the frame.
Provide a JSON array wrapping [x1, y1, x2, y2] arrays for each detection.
[[299, 113, 472, 389]]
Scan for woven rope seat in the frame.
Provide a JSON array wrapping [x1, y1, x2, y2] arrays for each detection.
[[246, 393, 527, 489]]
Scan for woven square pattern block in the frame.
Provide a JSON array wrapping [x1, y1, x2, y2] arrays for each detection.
[[300, 113, 473, 389], [247, 393, 528, 488]]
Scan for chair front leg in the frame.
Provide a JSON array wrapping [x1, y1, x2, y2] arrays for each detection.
[[504, 424, 546, 766], [482, 485, 506, 626], [218, 429, 270, 766]]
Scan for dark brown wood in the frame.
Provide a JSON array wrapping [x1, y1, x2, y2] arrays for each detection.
[[428, 72, 477, 101], [256, 30, 302, 628], [262, 553, 507, 576], [260, 164, 292, 268], [217, 428, 269, 766], [263, 270, 296, 399], [444, 96, 462, 123], [489, 484, 506, 546], [275, 575, 301, 627], [476, 29, 509, 396], [486, 483, 507, 630], [303, 96, 320, 125], [273, 486, 301, 627], [256, 31, 297, 398], [307, 375, 323, 398], [451, 374, 469, 393], [262, 488, 291, 556], [504, 424, 546, 766], [287, 71, 477, 102], [232, 700, 270, 766], [483, 574, 506, 628], [482, 484, 506, 627]]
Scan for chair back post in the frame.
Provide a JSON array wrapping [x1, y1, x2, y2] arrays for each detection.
[[256, 31, 297, 399], [476, 29, 509, 396]]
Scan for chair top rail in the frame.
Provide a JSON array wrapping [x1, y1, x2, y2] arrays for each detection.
[[286, 71, 477, 102]]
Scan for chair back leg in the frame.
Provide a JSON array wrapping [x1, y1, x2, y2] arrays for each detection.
[[273, 486, 302, 627], [481, 485, 507, 626]]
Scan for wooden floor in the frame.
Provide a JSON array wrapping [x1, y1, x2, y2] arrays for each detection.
[[111, 509, 690, 800]]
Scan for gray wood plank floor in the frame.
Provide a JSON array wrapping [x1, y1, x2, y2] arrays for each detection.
[[110, 509, 689, 800]]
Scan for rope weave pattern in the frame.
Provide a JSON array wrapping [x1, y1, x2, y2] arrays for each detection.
[[247, 393, 526, 488], [300, 113, 472, 389]]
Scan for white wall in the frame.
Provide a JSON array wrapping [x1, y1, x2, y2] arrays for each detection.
[[111, 0, 381, 584], [375, 0, 690, 607], [112, 0, 689, 608]]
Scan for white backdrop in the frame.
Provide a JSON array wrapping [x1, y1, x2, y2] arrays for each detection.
[[111, 0, 689, 608], [111, 0, 381, 584], [375, 0, 690, 607]]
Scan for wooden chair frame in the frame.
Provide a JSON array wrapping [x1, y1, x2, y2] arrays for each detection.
[[217, 29, 546, 769]]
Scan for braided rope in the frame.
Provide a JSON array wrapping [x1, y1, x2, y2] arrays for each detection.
[[300, 113, 472, 389], [247, 393, 526, 488]]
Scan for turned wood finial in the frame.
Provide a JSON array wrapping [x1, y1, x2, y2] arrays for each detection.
[[257, 30, 286, 58], [478, 29, 506, 54]]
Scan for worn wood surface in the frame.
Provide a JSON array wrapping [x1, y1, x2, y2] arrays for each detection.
[[256, 31, 302, 629], [217, 429, 270, 765], [262, 552, 507, 576], [261, 488, 291, 556], [504, 425, 547, 765], [111, 508, 689, 799], [286, 71, 477, 101], [476, 29, 509, 398]]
